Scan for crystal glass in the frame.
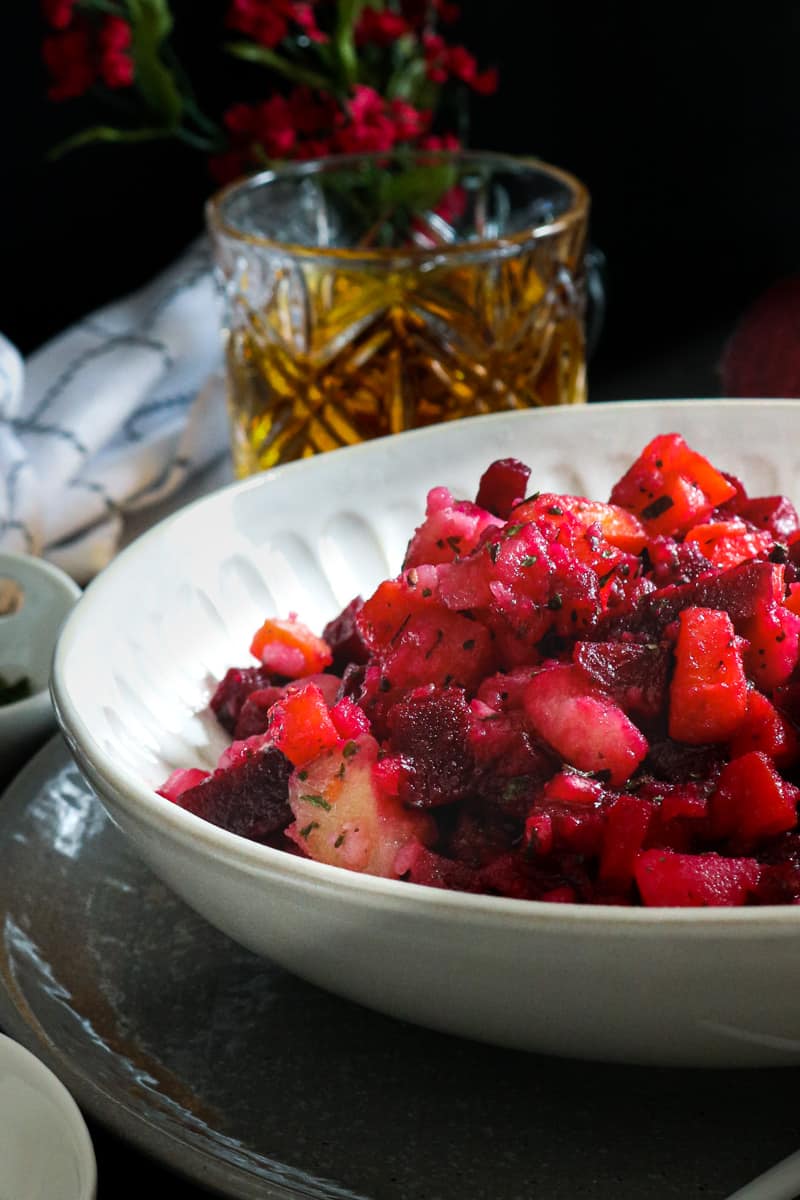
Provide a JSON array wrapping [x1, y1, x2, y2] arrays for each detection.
[[206, 150, 590, 478]]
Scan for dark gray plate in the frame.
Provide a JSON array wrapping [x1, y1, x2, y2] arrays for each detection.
[[1, 736, 799, 1200]]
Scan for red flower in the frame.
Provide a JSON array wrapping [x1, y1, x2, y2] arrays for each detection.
[[42, 0, 76, 30], [422, 32, 498, 94], [335, 84, 397, 153], [355, 7, 410, 46], [422, 32, 448, 83], [418, 132, 461, 151], [42, 14, 134, 100], [227, 0, 326, 49], [388, 98, 430, 142], [99, 16, 134, 89]]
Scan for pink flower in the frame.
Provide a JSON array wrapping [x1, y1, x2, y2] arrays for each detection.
[[99, 16, 134, 90], [42, 13, 135, 100]]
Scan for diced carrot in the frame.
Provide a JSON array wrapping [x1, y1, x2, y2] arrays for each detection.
[[668, 607, 748, 744], [268, 683, 340, 767], [250, 616, 332, 678], [684, 520, 775, 570], [609, 433, 737, 536]]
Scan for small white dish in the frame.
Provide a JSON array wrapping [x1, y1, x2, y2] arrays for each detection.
[[0, 1033, 96, 1200], [0, 552, 81, 776], [50, 400, 800, 1067]]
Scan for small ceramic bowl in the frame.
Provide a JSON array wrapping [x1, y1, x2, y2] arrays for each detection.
[[0, 552, 81, 777], [0, 1033, 96, 1200]]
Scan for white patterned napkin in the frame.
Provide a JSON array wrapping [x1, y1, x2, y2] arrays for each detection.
[[0, 240, 229, 582]]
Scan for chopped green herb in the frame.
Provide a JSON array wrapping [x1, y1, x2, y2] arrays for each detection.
[[488, 542, 500, 563], [640, 495, 674, 521], [421, 587, 433, 598], [343, 741, 358, 758], [547, 505, 563, 516], [446, 535, 462, 553], [334, 832, 346, 848], [299, 821, 319, 840], [521, 555, 538, 568], [504, 524, 523, 537], [547, 593, 563, 611], [301, 793, 332, 811], [298, 769, 308, 781]]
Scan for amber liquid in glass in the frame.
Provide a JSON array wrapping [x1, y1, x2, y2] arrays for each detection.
[[224, 234, 586, 478]]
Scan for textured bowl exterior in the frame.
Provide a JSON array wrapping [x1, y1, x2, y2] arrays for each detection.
[[53, 402, 800, 1066]]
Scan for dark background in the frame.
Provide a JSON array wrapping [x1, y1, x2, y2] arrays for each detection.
[[4, 3, 800, 391]]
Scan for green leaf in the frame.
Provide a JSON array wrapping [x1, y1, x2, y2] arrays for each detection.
[[334, 0, 370, 86], [125, 0, 182, 128], [377, 162, 458, 214], [47, 124, 171, 159], [225, 41, 330, 91]]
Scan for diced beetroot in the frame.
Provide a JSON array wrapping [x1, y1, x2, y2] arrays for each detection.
[[524, 811, 554, 857], [644, 536, 713, 588], [322, 597, 370, 673], [475, 668, 540, 713], [573, 640, 671, 720], [157, 767, 210, 801], [635, 848, 760, 906], [599, 795, 655, 887], [523, 663, 648, 785], [377, 609, 494, 695], [403, 487, 503, 569], [616, 560, 786, 642], [394, 841, 485, 892], [730, 689, 800, 767], [742, 602, 800, 690], [542, 771, 606, 806], [233, 687, 285, 739], [643, 737, 727, 785], [329, 697, 371, 740], [729, 494, 800, 541], [174, 745, 292, 841], [610, 433, 737, 536], [250, 615, 333, 678], [475, 457, 531, 519], [268, 683, 340, 767], [710, 751, 800, 843], [216, 731, 274, 771], [386, 685, 474, 807], [210, 665, 276, 734], [668, 607, 748, 744]]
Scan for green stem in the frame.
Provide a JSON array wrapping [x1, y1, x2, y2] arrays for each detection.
[[225, 41, 330, 91]]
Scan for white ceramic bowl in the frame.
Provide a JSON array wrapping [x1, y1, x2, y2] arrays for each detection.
[[0, 1034, 96, 1200], [52, 401, 800, 1068], [0, 552, 81, 777]]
